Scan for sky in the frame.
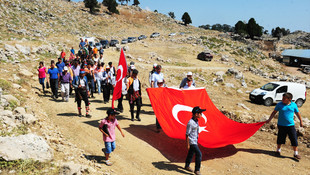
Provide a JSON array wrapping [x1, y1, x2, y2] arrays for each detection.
[[73, 0, 310, 33]]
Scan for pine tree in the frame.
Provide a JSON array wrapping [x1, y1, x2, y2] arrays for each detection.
[[168, 12, 175, 19], [84, 0, 100, 14], [133, 0, 140, 6], [247, 18, 262, 39], [181, 12, 192, 25], [235, 20, 247, 35], [103, 0, 119, 14]]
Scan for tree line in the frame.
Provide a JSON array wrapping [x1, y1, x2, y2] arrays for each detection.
[[83, 0, 140, 14], [199, 18, 291, 40]]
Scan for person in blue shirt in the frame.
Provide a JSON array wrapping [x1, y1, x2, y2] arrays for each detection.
[[70, 47, 75, 55], [47, 60, 59, 99], [267, 92, 303, 160], [56, 57, 65, 74]]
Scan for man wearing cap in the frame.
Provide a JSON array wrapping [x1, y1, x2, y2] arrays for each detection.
[[99, 108, 125, 166], [184, 106, 205, 175], [127, 69, 142, 121], [60, 66, 72, 102], [149, 63, 157, 87], [180, 72, 196, 89], [73, 71, 91, 117], [151, 65, 165, 88]]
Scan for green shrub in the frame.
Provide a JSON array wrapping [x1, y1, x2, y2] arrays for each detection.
[[0, 79, 12, 90]]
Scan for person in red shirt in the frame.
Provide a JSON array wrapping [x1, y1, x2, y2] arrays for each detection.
[[60, 49, 66, 60]]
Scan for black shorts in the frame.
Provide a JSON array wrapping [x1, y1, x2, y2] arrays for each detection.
[[277, 125, 298, 146]]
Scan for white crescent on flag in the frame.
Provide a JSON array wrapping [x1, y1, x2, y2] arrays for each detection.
[[172, 104, 209, 133]]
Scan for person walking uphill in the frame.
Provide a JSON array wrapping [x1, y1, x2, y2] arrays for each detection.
[[99, 108, 125, 166], [185, 106, 205, 175], [266, 92, 303, 159], [60, 66, 72, 102], [72, 71, 91, 118], [127, 69, 142, 121], [37, 61, 47, 94], [47, 60, 59, 99]]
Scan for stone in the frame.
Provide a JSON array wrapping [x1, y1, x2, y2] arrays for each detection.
[[241, 80, 247, 88], [215, 71, 225, 77], [225, 83, 235, 88], [21, 114, 37, 124], [15, 44, 31, 55], [19, 69, 34, 77], [59, 162, 89, 175], [13, 74, 21, 81], [13, 107, 26, 115], [2, 95, 20, 106], [12, 83, 21, 89], [4, 44, 18, 53], [0, 134, 53, 161], [123, 46, 129, 52], [0, 110, 13, 118], [237, 103, 250, 111], [237, 89, 243, 93]]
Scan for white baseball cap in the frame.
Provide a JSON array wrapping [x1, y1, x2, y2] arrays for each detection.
[[153, 63, 157, 68], [106, 65, 110, 69], [64, 66, 68, 71], [187, 72, 192, 76]]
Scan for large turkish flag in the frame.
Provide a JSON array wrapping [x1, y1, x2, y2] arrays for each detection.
[[112, 49, 127, 108], [146, 87, 265, 148]]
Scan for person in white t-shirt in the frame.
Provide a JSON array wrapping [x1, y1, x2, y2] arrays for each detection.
[[151, 65, 165, 88], [183, 78, 195, 89]]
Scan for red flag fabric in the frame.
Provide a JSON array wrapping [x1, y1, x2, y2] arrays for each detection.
[[112, 49, 127, 108], [146, 87, 265, 148]]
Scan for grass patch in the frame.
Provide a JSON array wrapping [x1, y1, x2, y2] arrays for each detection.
[[0, 79, 12, 91], [5, 100, 18, 110], [0, 158, 58, 175], [0, 122, 28, 137]]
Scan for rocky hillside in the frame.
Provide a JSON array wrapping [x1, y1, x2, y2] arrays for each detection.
[[0, 0, 310, 174]]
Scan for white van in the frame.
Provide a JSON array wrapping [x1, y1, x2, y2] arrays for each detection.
[[249, 82, 306, 107]]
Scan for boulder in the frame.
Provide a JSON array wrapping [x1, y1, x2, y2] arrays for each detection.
[[0, 134, 53, 161], [0, 110, 13, 118], [237, 103, 250, 111], [15, 44, 30, 55], [12, 83, 21, 89], [13, 107, 26, 115], [21, 114, 37, 124], [19, 69, 34, 77], [59, 162, 92, 175], [4, 44, 18, 53], [2, 95, 20, 106]]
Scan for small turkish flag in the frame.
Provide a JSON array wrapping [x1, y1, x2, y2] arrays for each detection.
[[112, 49, 127, 109], [147, 87, 265, 148]]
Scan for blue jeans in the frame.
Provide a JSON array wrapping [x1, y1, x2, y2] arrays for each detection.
[[105, 141, 116, 154], [96, 79, 102, 94], [39, 78, 45, 91], [185, 144, 202, 171]]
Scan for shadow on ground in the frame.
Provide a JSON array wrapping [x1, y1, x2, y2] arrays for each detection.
[[237, 148, 299, 162], [57, 112, 77, 117], [124, 124, 238, 163], [152, 161, 192, 174], [83, 154, 105, 164]]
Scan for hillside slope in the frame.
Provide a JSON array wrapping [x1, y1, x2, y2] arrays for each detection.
[[0, 0, 310, 174]]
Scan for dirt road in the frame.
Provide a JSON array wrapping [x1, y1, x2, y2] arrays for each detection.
[[36, 84, 310, 175]]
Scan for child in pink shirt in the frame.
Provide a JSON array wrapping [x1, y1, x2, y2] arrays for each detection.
[[99, 108, 125, 166]]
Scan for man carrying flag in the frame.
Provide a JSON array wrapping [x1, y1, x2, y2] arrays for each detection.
[[111, 49, 128, 109]]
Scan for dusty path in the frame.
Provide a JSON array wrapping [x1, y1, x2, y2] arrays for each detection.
[[37, 85, 310, 175]]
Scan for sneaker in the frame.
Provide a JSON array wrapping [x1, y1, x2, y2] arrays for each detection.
[[194, 171, 201, 175], [275, 151, 281, 157], [184, 166, 193, 172], [131, 118, 134, 121], [86, 114, 92, 118], [137, 118, 141, 121], [78, 114, 83, 117], [105, 160, 112, 166], [294, 154, 301, 160]]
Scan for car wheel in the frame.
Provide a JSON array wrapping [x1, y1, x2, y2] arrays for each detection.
[[295, 99, 304, 107], [264, 98, 273, 106]]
